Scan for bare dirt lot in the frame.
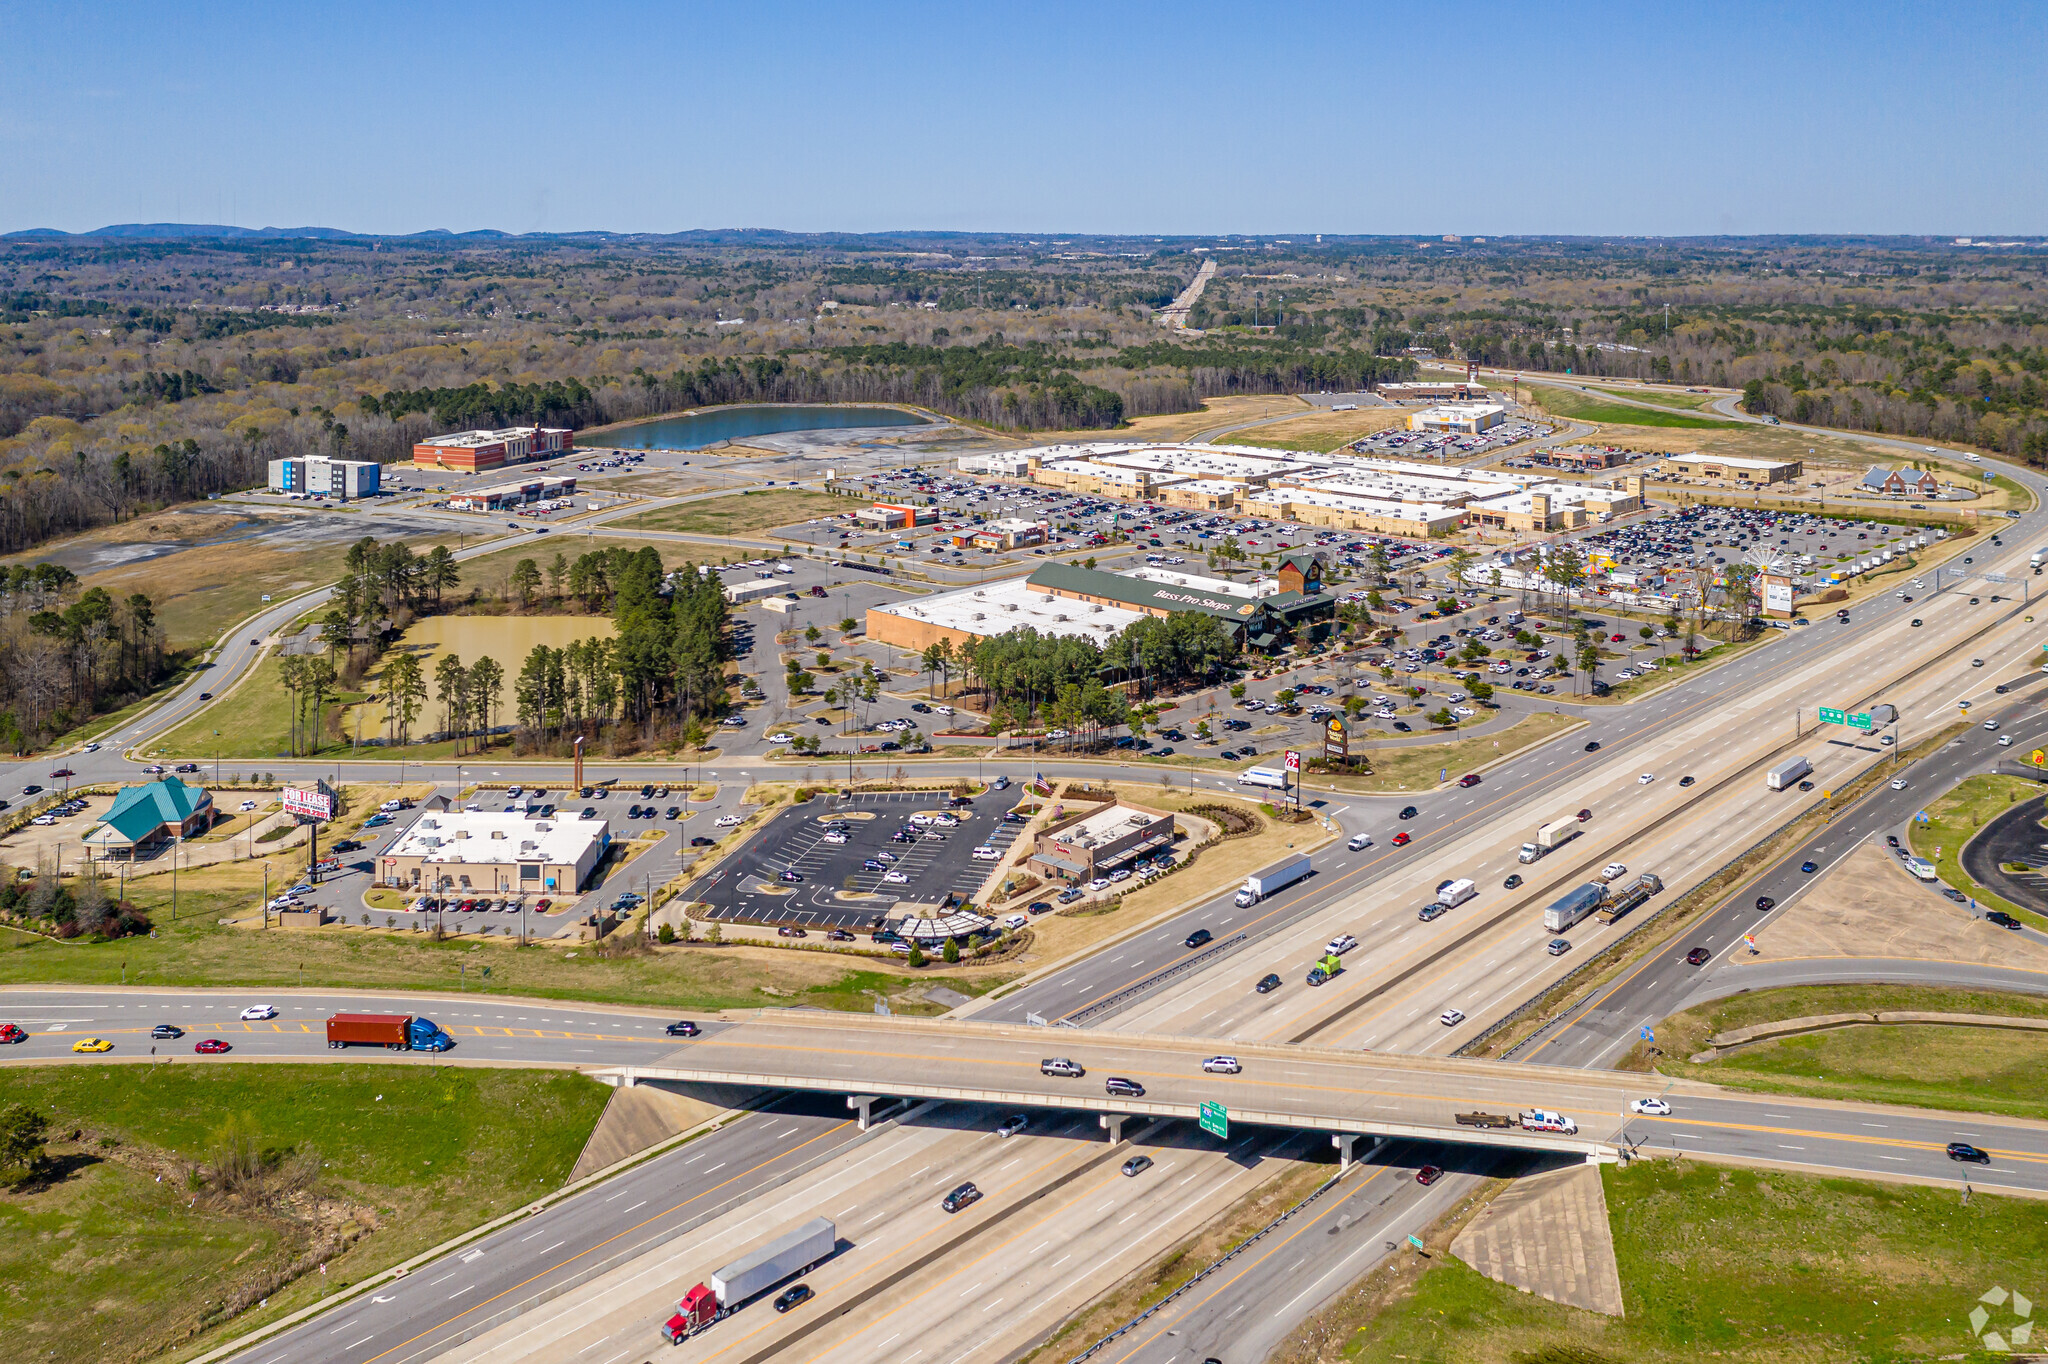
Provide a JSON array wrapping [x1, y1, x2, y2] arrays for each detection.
[[1744, 840, 2048, 970]]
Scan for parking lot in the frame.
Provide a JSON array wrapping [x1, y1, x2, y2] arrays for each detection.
[[1349, 416, 1551, 462], [1557, 504, 1938, 599], [688, 789, 1030, 929]]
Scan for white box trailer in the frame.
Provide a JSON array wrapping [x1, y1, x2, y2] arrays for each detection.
[[1519, 816, 1583, 863], [1767, 756, 1812, 791], [713, 1216, 837, 1304], [1236, 853, 1312, 907], [1436, 877, 1477, 907], [1238, 767, 1290, 791], [1542, 883, 1607, 933]]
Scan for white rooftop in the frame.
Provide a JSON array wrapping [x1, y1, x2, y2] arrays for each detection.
[[1660, 453, 1801, 470], [875, 577, 1146, 643], [1047, 803, 1168, 851], [416, 425, 570, 449], [1250, 486, 1465, 525], [1118, 566, 1276, 599], [385, 810, 608, 865]]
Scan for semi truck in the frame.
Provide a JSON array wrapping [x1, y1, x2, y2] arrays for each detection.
[[1541, 883, 1608, 933], [325, 1013, 454, 1051], [1236, 853, 1312, 908], [1435, 877, 1477, 908], [1767, 756, 1812, 791], [1518, 816, 1584, 863], [662, 1217, 837, 1343], [1593, 871, 1663, 925]]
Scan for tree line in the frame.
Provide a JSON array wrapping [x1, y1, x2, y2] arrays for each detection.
[[0, 562, 170, 753]]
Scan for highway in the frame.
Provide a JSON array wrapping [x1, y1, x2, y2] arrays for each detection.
[[8, 420, 2048, 1363]]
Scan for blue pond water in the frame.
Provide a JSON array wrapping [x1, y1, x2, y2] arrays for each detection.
[[597, 404, 930, 451]]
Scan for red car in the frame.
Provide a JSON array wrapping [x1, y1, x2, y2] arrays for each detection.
[[1392, 831, 1412, 847], [534, 898, 552, 912], [1416, 1165, 1444, 1186], [194, 1039, 232, 1054], [1457, 773, 1481, 788], [48, 768, 74, 779]]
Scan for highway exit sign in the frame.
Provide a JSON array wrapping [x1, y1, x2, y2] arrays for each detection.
[[1849, 712, 1874, 730], [1819, 706, 1847, 725], [1199, 1101, 1228, 1139]]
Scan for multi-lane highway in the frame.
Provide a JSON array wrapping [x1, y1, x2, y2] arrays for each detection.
[[11, 416, 2048, 1364]]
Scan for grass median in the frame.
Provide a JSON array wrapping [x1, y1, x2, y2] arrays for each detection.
[[1282, 1160, 2047, 1364], [0, 1064, 608, 1364], [1309, 710, 1583, 792], [1637, 984, 2048, 1123], [1529, 387, 1745, 429]]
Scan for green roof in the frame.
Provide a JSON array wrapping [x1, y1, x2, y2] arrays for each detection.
[[1024, 563, 1266, 623], [98, 777, 211, 845]]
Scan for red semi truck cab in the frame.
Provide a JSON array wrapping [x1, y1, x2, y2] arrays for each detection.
[[661, 1284, 722, 1343]]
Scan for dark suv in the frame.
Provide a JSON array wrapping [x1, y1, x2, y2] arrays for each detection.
[[1104, 1076, 1146, 1098], [1947, 1142, 1991, 1164], [941, 1181, 982, 1212]]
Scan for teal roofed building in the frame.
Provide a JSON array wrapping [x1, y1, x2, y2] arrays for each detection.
[[85, 776, 215, 858]]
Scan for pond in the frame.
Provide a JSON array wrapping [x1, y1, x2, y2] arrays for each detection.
[[597, 404, 931, 450]]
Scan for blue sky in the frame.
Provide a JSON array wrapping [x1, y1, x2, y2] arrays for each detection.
[[5, 0, 2044, 236]]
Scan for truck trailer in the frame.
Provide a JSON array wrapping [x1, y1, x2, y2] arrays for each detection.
[[1435, 877, 1477, 908], [1237, 767, 1290, 791], [325, 1013, 453, 1051], [1767, 756, 1812, 791], [1541, 883, 1608, 933], [1519, 816, 1584, 863], [1236, 853, 1312, 907], [662, 1217, 837, 1343], [1593, 871, 1663, 924], [1306, 951, 1344, 986]]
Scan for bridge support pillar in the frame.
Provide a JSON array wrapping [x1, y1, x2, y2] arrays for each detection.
[[1333, 1134, 1384, 1172], [1099, 1113, 1128, 1145], [848, 1095, 883, 1131]]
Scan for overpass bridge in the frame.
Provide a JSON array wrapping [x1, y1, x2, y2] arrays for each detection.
[[597, 1012, 1700, 1160]]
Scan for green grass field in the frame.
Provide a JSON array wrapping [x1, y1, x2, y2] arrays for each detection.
[[1340, 1161, 2047, 1364], [1638, 984, 2048, 1124], [146, 654, 368, 761], [0, 1065, 608, 1364], [1531, 387, 1746, 429], [1584, 385, 1715, 410]]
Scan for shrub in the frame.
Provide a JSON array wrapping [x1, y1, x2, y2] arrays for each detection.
[[942, 938, 960, 964], [657, 922, 677, 944], [906, 943, 926, 967]]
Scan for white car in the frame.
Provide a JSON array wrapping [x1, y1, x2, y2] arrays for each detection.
[[1999, 736, 2014, 747], [1088, 877, 1111, 892], [932, 814, 960, 827], [1638, 773, 1655, 784], [239, 799, 258, 812], [1601, 862, 1628, 881], [768, 733, 793, 744], [1108, 867, 1131, 882], [1630, 1098, 1672, 1116], [1439, 1009, 1466, 1027], [1202, 1056, 1242, 1074], [1890, 778, 1908, 791], [934, 705, 954, 716], [909, 813, 936, 826], [1984, 720, 2001, 731], [1326, 934, 1358, 955], [882, 870, 909, 884], [972, 846, 1001, 861], [83, 741, 100, 752], [714, 815, 743, 828], [1002, 913, 1029, 930], [240, 1005, 278, 1021], [821, 831, 849, 844]]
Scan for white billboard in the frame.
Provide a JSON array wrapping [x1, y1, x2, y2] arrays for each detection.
[[1764, 578, 1794, 615], [282, 785, 335, 821]]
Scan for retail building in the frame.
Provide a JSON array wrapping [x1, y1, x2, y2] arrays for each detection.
[[377, 810, 610, 896]]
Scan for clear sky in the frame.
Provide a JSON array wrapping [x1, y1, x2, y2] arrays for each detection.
[[5, 0, 2044, 237]]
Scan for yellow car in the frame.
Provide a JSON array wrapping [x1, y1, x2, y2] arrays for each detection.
[[71, 1037, 113, 1053]]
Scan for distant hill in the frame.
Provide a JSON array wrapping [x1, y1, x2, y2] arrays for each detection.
[[0, 223, 523, 241]]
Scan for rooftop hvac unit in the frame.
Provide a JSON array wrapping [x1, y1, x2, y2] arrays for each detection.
[[1055, 614, 1069, 622], [490, 829, 507, 839], [973, 612, 985, 621], [454, 830, 470, 839]]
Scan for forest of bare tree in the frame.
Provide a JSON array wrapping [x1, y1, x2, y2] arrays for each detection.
[[4, 230, 2046, 560]]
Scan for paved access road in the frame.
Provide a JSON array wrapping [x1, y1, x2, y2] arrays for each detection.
[[0, 988, 699, 1066], [1517, 693, 2048, 1071]]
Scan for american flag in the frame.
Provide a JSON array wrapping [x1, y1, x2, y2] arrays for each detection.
[[1030, 773, 1054, 797]]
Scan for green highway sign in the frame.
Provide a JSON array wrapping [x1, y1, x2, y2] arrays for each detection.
[[1199, 1100, 1228, 1139], [1849, 712, 1874, 730], [1818, 706, 1847, 725]]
